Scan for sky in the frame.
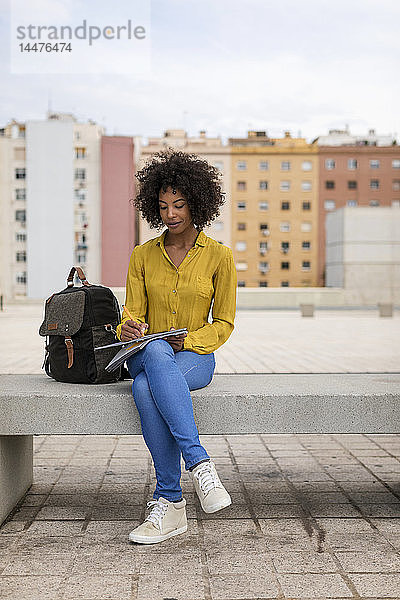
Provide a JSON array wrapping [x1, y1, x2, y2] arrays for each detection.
[[1, 0, 399, 143]]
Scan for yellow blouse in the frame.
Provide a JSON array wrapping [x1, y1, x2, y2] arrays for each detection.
[[116, 229, 237, 354]]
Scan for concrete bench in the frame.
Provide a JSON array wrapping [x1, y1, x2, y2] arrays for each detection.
[[1, 373, 399, 524]]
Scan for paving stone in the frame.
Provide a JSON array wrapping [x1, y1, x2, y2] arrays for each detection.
[[271, 550, 337, 573], [59, 574, 132, 599], [251, 503, 306, 518], [206, 549, 274, 575], [2, 551, 76, 576], [71, 542, 138, 575], [24, 521, 83, 537], [35, 506, 88, 520], [138, 551, 202, 574], [326, 533, 395, 552], [277, 573, 352, 597], [0, 575, 63, 599], [315, 517, 375, 534], [209, 573, 278, 599], [44, 494, 97, 507], [305, 502, 361, 518], [137, 573, 204, 600], [90, 505, 142, 520], [335, 550, 400, 572], [351, 573, 400, 597], [357, 503, 400, 517]]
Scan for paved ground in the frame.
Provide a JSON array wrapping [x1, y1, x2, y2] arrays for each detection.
[[1, 433, 400, 599], [1, 303, 399, 374], [1, 304, 400, 599]]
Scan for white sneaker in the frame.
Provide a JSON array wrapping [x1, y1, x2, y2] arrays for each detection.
[[128, 497, 187, 544], [191, 460, 232, 513]]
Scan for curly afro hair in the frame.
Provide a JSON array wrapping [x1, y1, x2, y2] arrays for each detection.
[[133, 149, 225, 230]]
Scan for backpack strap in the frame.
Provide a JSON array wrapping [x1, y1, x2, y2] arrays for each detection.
[[67, 266, 91, 288], [64, 337, 74, 368]]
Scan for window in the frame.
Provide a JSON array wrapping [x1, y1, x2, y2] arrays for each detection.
[[238, 281, 246, 287], [325, 180, 335, 189], [281, 201, 290, 210], [281, 261, 290, 270], [392, 159, 400, 169], [369, 200, 380, 206], [236, 262, 248, 271], [16, 272, 26, 284], [302, 160, 312, 171], [348, 159, 358, 170], [213, 221, 224, 231], [281, 241, 290, 253], [348, 180, 357, 190], [301, 221, 312, 232], [393, 200, 400, 208], [16, 232, 26, 242], [16, 251, 26, 262], [259, 241, 268, 254], [75, 168, 86, 181], [258, 201, 268, 210], [237, 222, 246, 230], [325, 159, 335, 170], [15, 168, 26, 179], [301, 181, 312, 191], [15, 189, 26, 200], [302, 201, 311, 210], [259, 281, 268, 287], [75, 147, 86, 159], [260, 223, 270, 235], [281, 161, 291, 171], [280, 180, 290, 191], [370, 179, 380, 190], [370, 159, 380, 169], [236, 160, 247, 171], [324, 200, 336, 210], [237, 181, 246, 191], [302, 260, 311, 271], [76, 252, 87, 264], [236, 241, 247, 251], [259, 261, 269, 273], [302, 241, 310, 250], [281, 281, 289, 287], [393, 180, 400, 191], [280, 221, 290, 232], [347, 200, 357, 207], [259, 180, 268, 190], [259, 161, 269, 171], [15, 209, 26, 223], [237, 201, 246, 210]]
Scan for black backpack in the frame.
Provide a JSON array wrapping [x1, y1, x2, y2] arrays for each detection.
[[39, 266, 124, 384]]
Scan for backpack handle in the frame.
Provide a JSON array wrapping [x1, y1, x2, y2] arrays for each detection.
[[67, 266, 91, 287]]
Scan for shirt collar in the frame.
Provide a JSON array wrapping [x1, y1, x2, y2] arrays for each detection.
[[156, 229, 206, 247]]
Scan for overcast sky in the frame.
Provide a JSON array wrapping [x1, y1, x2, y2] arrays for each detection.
[[1, 0, 399, 143]]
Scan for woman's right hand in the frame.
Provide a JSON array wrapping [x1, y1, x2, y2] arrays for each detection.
[[121, 320, 148, 341]]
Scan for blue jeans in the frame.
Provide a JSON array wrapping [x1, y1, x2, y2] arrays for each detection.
[[126, 339, 215, 501]]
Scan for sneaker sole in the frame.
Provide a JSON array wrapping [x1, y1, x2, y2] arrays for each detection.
[[201, 496, 232, 514], [128, 524, 187, 544]]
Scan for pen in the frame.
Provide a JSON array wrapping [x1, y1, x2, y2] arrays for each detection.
[[122, 305, 148, 337]]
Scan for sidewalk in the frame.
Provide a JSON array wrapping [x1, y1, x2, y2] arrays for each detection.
[[1, 304, 399, 374]]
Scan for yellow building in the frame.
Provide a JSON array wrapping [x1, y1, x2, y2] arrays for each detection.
[[229, 131, 319, 287]]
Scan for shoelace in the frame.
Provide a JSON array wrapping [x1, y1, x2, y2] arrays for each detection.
[[194, 462, 221, 495], [144, 499, 168, 530]]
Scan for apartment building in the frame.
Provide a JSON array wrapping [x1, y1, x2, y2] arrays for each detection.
[[138, 129, 231, 247], [315, 128, 400, 285], [229, 131, 319, 287]]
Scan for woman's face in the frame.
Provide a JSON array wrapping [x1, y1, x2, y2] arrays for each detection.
[[158, 186, 194, 233]]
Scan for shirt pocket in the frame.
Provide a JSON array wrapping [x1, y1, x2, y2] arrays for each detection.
[[196, 275, 213, 299]]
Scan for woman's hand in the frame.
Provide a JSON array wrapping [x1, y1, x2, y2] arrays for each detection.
[[121, 320, 148, 341], [164, 327, 187, 352]]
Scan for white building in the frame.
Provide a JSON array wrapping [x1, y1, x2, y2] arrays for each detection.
[[326, 206, 400, 304], [137, 129, 232, 247], [314, 127, 396, 147], [0, 113, 104, 300]]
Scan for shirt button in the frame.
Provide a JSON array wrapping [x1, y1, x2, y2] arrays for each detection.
[[172, 310, 176, 314], [172, 289, 176, 293]]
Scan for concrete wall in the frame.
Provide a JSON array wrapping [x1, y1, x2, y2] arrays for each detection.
[[326, 207, 400, 304], [26, 120, 74, 299]]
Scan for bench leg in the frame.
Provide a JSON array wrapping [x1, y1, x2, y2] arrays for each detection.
[[0, 435, 33, 525]]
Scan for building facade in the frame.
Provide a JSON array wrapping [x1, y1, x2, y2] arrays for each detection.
[[229, 131, 319, 287], [138, 129, 232, 248], [316, 130, 400, 285]]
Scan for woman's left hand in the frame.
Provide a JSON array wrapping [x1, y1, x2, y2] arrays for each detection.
[[164, 327, 187, 352]]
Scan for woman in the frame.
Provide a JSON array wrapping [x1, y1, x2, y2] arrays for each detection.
[[116, 149, 237, 544]]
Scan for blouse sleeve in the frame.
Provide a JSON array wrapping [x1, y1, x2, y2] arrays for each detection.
[[115, 246, 148, 340], [183, 247, 237, 354]]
